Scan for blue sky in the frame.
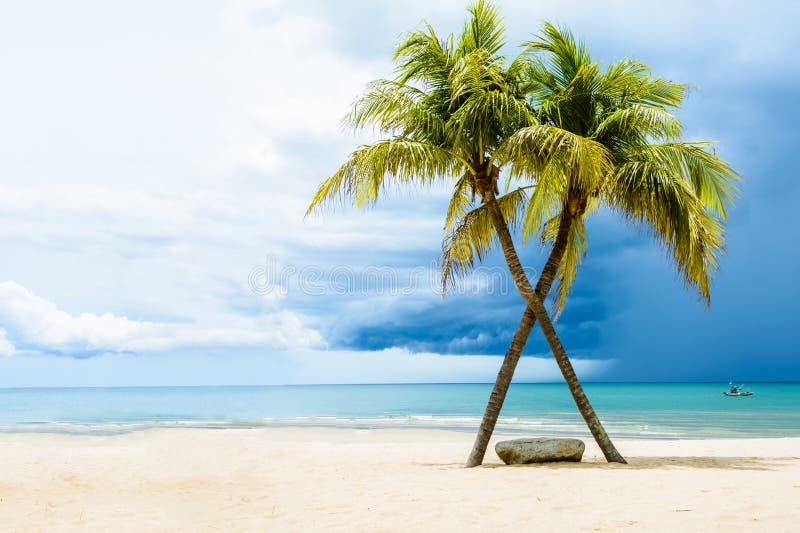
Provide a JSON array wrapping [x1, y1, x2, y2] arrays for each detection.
[[0, 0, 798, 385]]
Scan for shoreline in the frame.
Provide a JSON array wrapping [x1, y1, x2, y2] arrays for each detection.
[[2, 427, 798, 530], [2, 424, 800, 441], [2, 419, 799, 440], [6, 425, 800, 446]]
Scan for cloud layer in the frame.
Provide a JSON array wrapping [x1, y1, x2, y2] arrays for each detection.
[[0, 1, 798, 383], [0, 282, 321, 357]]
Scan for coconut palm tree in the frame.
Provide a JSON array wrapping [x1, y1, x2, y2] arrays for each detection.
[[308, 1, 629, 462], [456, 24, 738, 466]]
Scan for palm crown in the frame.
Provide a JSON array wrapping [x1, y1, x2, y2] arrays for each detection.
[[308, 4, 737, 314]]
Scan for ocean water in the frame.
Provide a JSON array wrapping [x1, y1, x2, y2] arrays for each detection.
[[1, 383, 799, 439]]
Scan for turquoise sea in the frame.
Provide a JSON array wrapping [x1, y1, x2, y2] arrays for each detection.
[[1, 383, 799, 438]]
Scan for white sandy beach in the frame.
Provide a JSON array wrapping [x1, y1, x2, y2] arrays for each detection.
[[1, 428, 798, 532]]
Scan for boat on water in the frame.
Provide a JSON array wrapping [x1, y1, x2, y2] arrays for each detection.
[[724, 382, 753, 396]]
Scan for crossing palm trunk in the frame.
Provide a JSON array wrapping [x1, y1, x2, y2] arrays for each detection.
[[465, 210, 572, 467], [483, 193, 626, 464]]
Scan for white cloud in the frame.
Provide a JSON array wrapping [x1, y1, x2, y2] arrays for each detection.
[[0, 329, 15, 357], [0, 282, 322, 357], [218, 0, 384, 175]]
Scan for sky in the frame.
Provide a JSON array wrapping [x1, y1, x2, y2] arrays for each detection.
[[0, 0, 798, 386]]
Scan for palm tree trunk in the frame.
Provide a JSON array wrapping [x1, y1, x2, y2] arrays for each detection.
[[465, 210, 572, 467], [484, 196, 626, 464]]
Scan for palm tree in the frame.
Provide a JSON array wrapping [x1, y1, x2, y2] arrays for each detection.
[[457, 24, 738, 466], [308, 1, 629, 462]]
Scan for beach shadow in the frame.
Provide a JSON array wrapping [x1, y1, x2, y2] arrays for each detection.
[[617, 456, 798, 471], [418, 456, 799, 471]]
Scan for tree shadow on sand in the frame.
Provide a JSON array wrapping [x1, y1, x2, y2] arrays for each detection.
[[420, 456, 800, 471]]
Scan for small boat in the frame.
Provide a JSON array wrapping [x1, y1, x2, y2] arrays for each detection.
[[723, 382, 753, 396]]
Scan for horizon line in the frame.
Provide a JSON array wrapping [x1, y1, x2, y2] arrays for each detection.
[[1, 380, 798, 390]]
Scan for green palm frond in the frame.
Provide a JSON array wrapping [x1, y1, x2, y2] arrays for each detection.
[[598, 59, 685, 109], [541, 213, 590, 316], [594, 104, 683, 143], [394, 22, 454, 88], [448, 85, 536, 153], [495, 124, 613, 192], [346, 80, 448, 142], [458, 0, 506, 56], [520, 56, 561, 104], [307, 139, 462, 214], [448, 49, 509, 103], [619, 142, 739, 219], [606, 158, 726, 302], [441, 187, 528, 290], [525, 23, 591, 89], [444, 171, 477, 232], [519, 160, 568, 243]]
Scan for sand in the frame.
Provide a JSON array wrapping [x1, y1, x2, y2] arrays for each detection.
[[1, 428, 798, 532]]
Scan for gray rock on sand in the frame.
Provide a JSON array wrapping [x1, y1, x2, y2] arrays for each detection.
[[495, 438, 585, 464]]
